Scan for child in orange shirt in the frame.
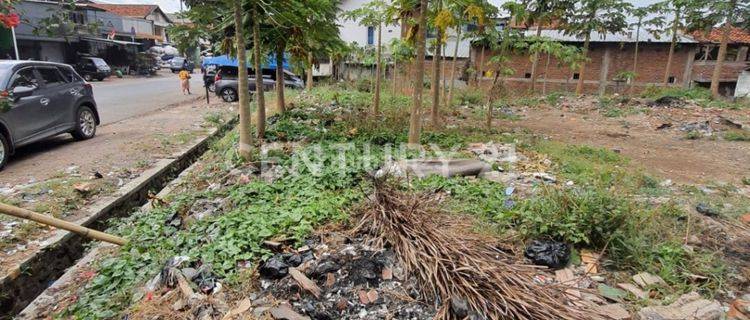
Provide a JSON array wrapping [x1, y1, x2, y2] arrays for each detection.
[[178, 68, 191, 94]]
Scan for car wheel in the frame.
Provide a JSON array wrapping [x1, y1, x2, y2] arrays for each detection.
[[97, 77, 104, 81], [0, 133, 8, 170], [83, 74, 92, 82], [220, 88, 238, 102], [72, 106, 97, 140]]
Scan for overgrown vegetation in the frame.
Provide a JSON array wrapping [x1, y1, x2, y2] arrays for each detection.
[[63, 85, 739, 318]]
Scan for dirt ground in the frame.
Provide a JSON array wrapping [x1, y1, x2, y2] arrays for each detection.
[[0, 96, 235, 273], [497, 97, 750, 185]]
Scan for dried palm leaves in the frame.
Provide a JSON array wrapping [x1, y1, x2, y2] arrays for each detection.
[[355, 179, 600, 320]]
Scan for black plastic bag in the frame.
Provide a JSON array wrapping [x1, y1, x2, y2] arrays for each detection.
[[524, 240, 570, 269]]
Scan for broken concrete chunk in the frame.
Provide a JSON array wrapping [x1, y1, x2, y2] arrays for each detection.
[[637, 292, 722, 320], [617, 283, 648, 300], [270, 304, 310, 320], [596, 304, 631, 320], [598, 284, 627, 302], [376, 159, 492, 178], [381, 267, 392, 280], [632, 272, 666, 288], [289, 267, 321, 298]]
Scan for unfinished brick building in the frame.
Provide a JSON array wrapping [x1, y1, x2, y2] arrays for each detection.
[[472, 29, 699, 95]]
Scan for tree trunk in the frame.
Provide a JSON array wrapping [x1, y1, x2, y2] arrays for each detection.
[[408, 0, 427, 145], [392, 62, 398, 95], [252, 8, 265, 140], [529, 26, 544, 93], [663, 8, 681, 85], [234, 0, 252, 160], [276, 42, 286, 114], [306, 51, 314, 90], [373, 23, 382, 114], [542, 52, 550, 95], [476, 45, 485, 86], [431, 4, 442, 127], [446, 25, 461, 109], [630, 20, 641, 94], [710, 0, 737, 98], [575, 33, 591, 95]]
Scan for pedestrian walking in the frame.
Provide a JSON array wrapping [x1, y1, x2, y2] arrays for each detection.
[[179, 68, 191, 95]]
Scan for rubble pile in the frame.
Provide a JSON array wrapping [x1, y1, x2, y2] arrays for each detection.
[[257, 233, 436, 320]]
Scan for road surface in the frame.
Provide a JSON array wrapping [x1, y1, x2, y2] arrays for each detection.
[[0, 71, 217, 184], [91, 72, 203, 125]]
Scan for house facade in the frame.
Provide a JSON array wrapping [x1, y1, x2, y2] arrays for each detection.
[[88, 3, 172, 46], [691, 27, 750, 97]]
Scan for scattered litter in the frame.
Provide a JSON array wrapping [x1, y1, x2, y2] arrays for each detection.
[[260, 256, 290, 280], [598, 284, 627, 302], [632, 272, 666, 289], [695, 203, 719, 217], [524, 239, 570, 269], [637, 291, 722, 320]]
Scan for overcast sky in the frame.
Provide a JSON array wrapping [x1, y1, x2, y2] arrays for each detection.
[[99, 0, 662, 16]]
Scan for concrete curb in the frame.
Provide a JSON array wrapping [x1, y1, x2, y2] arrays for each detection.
[[0, 116, 237, 318], [17, 148, 209, 319]]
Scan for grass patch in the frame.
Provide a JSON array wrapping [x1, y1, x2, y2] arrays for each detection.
[[723, 131, 750, 141]]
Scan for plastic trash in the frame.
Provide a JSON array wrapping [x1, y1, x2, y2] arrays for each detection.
[[523, 240, 570, 269]]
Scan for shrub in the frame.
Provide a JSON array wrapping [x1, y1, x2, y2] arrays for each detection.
[[455, 88, 484, 106]]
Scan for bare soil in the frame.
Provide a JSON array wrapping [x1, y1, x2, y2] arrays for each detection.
[[497, 97, 750, 185]]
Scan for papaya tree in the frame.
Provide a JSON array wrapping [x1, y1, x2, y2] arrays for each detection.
[[561, 0, 631, 95], [627, 4, 664, 93], [523, 0, 574, 94], [345, 0, 392, 114], [388, 38, 415, 94], [527, 38, 586, 95]]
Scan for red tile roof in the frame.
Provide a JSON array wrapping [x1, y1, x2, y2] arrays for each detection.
[[691, 27, 750, 44], [89, 4, 158, 19]]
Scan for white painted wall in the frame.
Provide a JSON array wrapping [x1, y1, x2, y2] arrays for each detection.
[[736, 71, 750, 98], [339, 0, 401, 48]]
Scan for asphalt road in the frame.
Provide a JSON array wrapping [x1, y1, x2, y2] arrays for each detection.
[[91, 71, 203, 125]]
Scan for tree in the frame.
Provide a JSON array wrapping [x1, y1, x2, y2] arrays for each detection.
[[627, 5, 664, 94], [686, 0, 749, 97], [430, 0, 452, 126], [484, 2, 525, 128], [408, 0, 427, 145], [388, 38, 415, 94], [561, 0, 631, 95], [345, 0, 392, 114], [185, 0, 252, 159], [250, 5, 266, 140], [527, 37, 586, 94], [523, 0, 574, 94], [287, 1, 343, 92]]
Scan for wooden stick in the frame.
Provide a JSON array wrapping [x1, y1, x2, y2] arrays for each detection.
[[0, 203, 127, 246]]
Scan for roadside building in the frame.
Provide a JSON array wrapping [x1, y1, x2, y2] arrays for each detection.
[[691, 27, 750, 97], [471, 28, 699, 95], [88, 3, 172, 47], [326, 0, 475, 79]]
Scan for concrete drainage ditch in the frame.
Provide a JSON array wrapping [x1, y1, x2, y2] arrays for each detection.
[[0, 118, 236, 319]]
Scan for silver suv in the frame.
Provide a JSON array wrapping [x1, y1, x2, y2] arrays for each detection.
[[0, 61, 100, 169], [213, 66, 304, 102]]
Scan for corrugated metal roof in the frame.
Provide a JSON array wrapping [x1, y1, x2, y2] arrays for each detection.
[[526, 29, 697, 44]]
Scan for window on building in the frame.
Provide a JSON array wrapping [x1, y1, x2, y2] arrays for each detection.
[[465, 24, 478, 32], [696, 45, 719, 61], [524, 72, 531, 78], [572, 73, 580, 80], [69, 12, 86, 24], [36, 68, 65, 86], [367, 26, 374, 45], [668, 76, 676, 84], [726, 47, 739, 62]]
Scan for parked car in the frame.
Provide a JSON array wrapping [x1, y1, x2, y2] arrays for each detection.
[[213, 66, 304, 102], [74, 56, 111, 81], [0, 61, 100, 169], [170, 57, 195, 73]]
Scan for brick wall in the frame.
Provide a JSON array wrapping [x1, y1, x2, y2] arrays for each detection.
[[472, 42, 699, 94]]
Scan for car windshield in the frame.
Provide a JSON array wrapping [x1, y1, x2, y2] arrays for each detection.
[[0, 64, 12, 86], [90, 58, 107, 67]]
